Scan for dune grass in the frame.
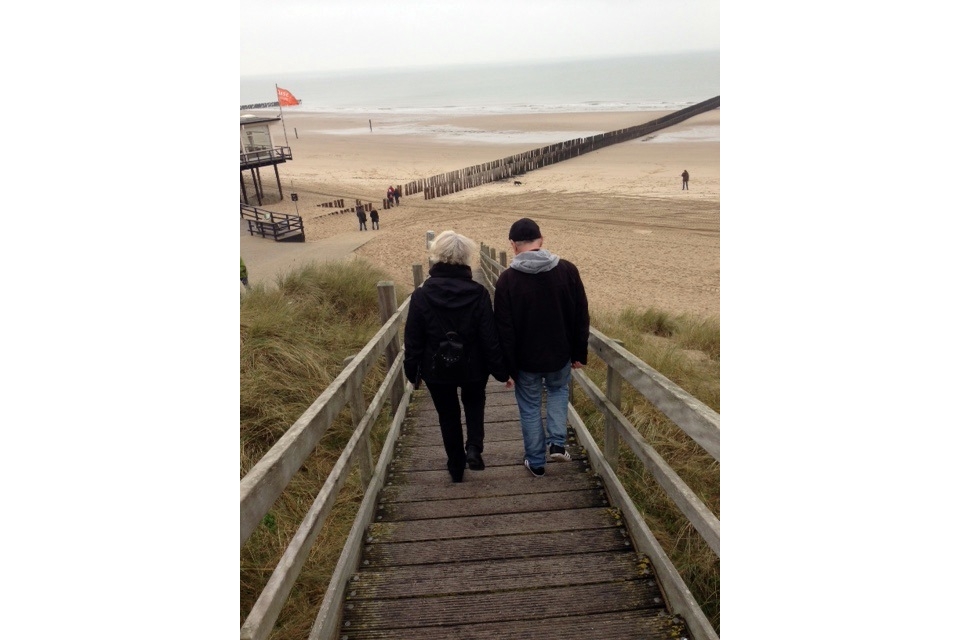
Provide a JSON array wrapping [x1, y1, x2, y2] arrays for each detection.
[[240, 260, 408, 638], [240, 261, 720, 638]]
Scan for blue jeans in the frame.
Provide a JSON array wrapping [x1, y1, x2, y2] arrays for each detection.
[[514, 362, 571, 468]]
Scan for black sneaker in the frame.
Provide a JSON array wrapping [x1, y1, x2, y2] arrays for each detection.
[[466, 446, 485, 471], [549, 444, 571, 462], [524, 459, 545, 478]]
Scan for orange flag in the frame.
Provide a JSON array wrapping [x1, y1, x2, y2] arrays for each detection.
[[276, 87, 299, 106]]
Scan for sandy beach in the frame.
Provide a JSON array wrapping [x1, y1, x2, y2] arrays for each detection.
[[241, 109, 719, 317]]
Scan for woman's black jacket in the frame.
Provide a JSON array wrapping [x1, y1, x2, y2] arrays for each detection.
[[403, 262, 509, 385]]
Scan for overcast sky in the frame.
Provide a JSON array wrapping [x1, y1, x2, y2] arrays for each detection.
[[239, 0, 720, 76]]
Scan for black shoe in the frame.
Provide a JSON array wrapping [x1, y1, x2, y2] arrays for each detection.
[[466, 446, 485, 471], [450, 469, 464, 483], [549, 444, 571, 462], [524, 459, 545, 478]]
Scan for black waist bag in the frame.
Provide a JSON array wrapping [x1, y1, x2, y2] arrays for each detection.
[[426, 301, 472, 379], [434, 330, 466, 375]]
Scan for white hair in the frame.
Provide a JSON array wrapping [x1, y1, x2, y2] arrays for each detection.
[[429, 230, 477, 266]]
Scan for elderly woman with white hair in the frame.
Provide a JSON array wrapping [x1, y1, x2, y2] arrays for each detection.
[[403, 230, 512, 483]]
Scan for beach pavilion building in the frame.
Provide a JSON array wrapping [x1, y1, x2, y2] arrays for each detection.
[[240, 114, 291, 205]]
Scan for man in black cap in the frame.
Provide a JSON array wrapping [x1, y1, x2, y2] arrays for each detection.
[[494, 218, 590, 478]]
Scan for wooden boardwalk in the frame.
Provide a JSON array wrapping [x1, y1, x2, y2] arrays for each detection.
[[336, 383, 691, 639]]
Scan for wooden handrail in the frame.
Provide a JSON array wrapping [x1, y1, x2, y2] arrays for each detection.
[[573, 368, 720, 553], [240, 146, 292, 166], [588, 327, 720, 462], [239, 294, 410, 545]]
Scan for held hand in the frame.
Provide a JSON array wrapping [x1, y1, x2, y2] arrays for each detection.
[[571, 361, 584, 369], [505, 377, 514, 389]]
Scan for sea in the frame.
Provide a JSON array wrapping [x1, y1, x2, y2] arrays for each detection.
[[239, 51, 720, 144]]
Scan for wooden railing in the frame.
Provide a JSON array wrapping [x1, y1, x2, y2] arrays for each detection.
[[240, 245, 720, 640], [477, 242, 720, 640], [240, 203, 304, 241], [241, 146, 292, 169]]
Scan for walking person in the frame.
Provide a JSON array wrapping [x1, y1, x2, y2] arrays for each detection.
[[387, 186, 394, 206], [681, 169, 689, 190], [494, 218, 590, 478], [393, 185, 401, 205], [370, 209, 380, 230], [356, 206, 367, 231], [404, 231, 512, 483]]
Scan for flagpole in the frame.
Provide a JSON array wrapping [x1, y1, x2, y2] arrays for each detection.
[[276, 84, 290, 147]]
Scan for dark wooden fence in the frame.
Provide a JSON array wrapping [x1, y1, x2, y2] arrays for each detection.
[[240, 203, 304, 242]]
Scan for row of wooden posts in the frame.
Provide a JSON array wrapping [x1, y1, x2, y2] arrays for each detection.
[[396, 96, 719, 201], [313, 199, 378, 218]]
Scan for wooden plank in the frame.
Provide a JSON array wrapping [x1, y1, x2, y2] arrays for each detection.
[[349, 551, 644, 598], [379, 488, 607, 521], [588, 327, 720, 461], [363, 528, 634, 566], [390, 438, 583, 472], [380, 463, 601, 501], [335, 609, 685, 640], [367, 507, 619, 543], [574, 368, 720, 554], [341, 582, 665, 631]]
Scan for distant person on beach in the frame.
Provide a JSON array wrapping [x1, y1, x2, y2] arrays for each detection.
[[357, 206, 367, 231], [387, 186, 394, 206], [494, 218, 590, 478], [403, 231, 512, 483], [370, 209, 380, 230], [394, 185, 401, 205], [681, 169, 689, 190]]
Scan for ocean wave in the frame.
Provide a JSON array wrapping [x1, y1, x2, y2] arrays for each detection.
[[313, 122, 719, 145]]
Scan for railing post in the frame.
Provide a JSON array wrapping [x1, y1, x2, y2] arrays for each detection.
[[499, 251, 508, 268], [342, 355, 374, 486], [412, 264, 424, 288], [604, 338, 625, 467], [378, 281, 404, 413]]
